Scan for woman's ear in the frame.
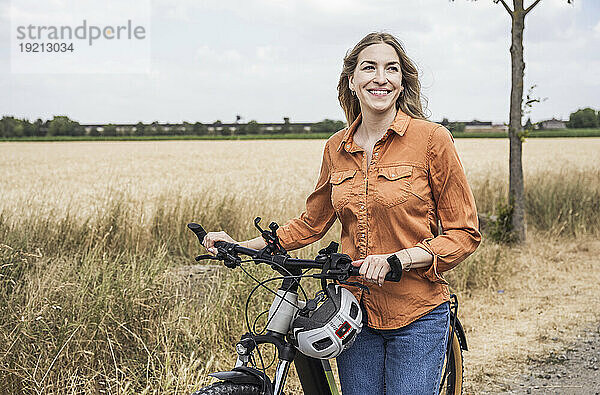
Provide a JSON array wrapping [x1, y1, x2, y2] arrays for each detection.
[[348, 75, 354, 93]]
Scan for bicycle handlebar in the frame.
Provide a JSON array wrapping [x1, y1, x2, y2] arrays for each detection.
[[187, 222, 402, 282]]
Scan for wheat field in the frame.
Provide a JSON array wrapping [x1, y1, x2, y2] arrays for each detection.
[[1, 138, 599, 394], [1, 138, 599, 222]]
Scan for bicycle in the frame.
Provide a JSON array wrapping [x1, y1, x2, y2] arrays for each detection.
[[187, 218, 468, 395]]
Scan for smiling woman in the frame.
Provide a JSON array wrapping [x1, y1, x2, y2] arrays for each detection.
[[201, 32, 481, 395], [337, 33, 426, 128], [322, 32, 480, 395], [349, 44, 403, 118]]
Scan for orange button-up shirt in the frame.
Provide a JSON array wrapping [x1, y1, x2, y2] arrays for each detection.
[[277, 109, 481, 329]]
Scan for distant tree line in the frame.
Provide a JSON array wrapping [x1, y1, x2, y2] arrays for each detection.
[[442, 107, 600, 132], [440, 118, 466, 133], [566, 108, 599, 129], [2, 108, 598, 138], [0, 116, 347, 138]]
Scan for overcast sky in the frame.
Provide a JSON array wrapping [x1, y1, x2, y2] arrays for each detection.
[[1, 0, 598, 124]]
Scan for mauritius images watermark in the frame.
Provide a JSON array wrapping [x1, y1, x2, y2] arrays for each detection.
[[10, 0, 151, 74]]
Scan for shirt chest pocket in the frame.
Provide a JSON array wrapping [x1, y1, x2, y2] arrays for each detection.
[[374, 165, 413, 207], [330, 169, 357, 211]]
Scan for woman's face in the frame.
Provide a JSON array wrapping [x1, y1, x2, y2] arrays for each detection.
[[348, 43, 403, 116]]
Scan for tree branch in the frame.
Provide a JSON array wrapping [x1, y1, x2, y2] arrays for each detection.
[[495, 0, 514, 16], [524, 0, 543, 15]]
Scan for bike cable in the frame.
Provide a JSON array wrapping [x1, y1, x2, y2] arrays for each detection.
[[226, 256, 335, 393], [249, 268, 314, 336], [235, 259, 307, 390], [237, 261, 302, 335]]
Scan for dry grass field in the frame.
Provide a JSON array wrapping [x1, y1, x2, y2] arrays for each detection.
[[1, 138, 599, 212], [1, 138, 599, 394]]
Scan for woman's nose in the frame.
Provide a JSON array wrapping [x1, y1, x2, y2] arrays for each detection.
[[374, 68, 387, 84]]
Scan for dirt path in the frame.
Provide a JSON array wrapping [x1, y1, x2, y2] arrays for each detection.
[[514, 322, 600, 394], [460, 235, 600, 394]]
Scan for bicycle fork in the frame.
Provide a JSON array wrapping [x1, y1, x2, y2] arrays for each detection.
[[231, 283, 337, 395], [233, 288, 301, 395]]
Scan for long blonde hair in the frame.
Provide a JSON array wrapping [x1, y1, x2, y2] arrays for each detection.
[[337, 32, 427, 125]]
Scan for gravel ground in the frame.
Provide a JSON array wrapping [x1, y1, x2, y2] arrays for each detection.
[[508, 323, 600, 394]]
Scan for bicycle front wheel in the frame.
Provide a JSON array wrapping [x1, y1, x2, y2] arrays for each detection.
[[439, 330, 464, 395], [191, 381, 263, 395]]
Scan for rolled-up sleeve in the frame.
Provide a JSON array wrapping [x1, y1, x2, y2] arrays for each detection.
[[276, 143, 337, 251], [415, 126, 481, 284]]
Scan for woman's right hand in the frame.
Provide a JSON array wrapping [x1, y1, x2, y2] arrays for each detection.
[[202, 231, 238, 255]]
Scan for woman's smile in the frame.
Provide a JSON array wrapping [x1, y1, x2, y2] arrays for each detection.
[[367, 88, 392, 97]]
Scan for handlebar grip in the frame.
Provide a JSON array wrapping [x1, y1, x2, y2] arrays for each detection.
[[348, 256, 403, 283], [386, 272, 401, 282], [386, 254, 403, 282], [187, 223, 207, 244], [214, 241, 228, 249], [348, 266, 401, 282], [187, 223, 236, 250], [187, 224, 233, 249]]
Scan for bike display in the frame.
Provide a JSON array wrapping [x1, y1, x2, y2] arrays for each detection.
[[187, 218, 467, 395]]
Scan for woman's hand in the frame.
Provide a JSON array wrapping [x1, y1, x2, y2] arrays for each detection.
[[351, 254, 392, 287], [202, 231, 238, 255]]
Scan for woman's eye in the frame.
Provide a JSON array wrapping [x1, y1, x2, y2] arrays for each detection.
[[388, 66, 399, 72], [363, 65, 375, 70]]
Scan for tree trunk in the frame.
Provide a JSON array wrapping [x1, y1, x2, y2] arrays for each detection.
[[509, 0, 526, 243]]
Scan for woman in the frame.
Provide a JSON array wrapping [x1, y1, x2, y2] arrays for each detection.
[[203, 32, 481, 394]]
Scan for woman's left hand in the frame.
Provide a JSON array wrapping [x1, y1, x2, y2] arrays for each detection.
[[351, 254, 392, 287]]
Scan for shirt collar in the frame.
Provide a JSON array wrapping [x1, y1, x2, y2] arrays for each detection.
[[337, 108, 411, 152]]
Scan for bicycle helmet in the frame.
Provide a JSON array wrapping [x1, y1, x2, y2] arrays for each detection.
[[290, 284, 362, 359]]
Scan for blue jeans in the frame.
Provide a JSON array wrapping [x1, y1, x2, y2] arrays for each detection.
[[336, 302, 450, 395]]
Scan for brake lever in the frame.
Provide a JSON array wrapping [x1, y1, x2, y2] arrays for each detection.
[[196, 250, 241, 269], [195, 254, 216, 261], [221, 251, 242, 268]]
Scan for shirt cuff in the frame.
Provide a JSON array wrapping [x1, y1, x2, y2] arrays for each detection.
[[276, 225, 295, 251], [414, 239, 449, 285]]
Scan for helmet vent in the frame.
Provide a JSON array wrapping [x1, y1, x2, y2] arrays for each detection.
[[342, 329, 357, 345], [349, 302, 359, 320], [312, 337, 334, 351]]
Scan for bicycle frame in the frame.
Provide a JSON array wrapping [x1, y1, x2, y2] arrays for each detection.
[[208, 285, 468, 395], [210, 282, 340, 395], [187, 221, 468, 394]]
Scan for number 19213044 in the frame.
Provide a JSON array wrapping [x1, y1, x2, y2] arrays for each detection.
[[19, 42, 74, 53]]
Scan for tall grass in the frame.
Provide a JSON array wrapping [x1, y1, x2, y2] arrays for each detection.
[[525, 168, 600, 236], [470, 167, 600, 237], [0, 168, 598, 393]]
